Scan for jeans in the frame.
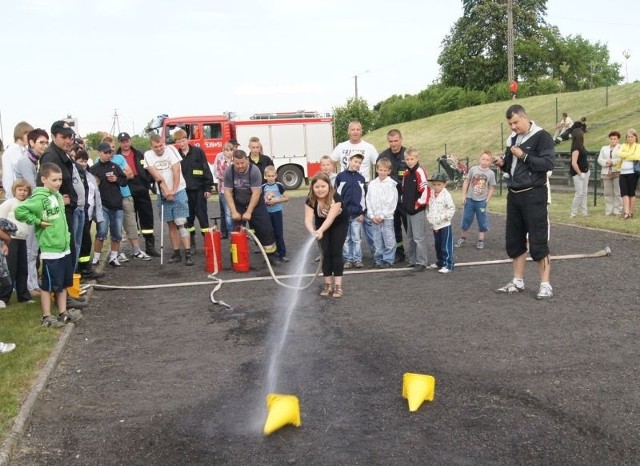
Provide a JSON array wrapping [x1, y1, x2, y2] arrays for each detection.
[[571, 171, 590, 216], [460, 199, 489, 232], [342, 217, 363, 263], [363, 217, 376, 257], [97, 207, 124, 242], [219, 192, 233, 235], [72, 206, 85, 271], [371, 218, 396, 265]]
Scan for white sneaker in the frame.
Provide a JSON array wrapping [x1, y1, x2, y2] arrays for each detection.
[[0, 342, 16, 353], [0, 300, 6, 309], [108, 257, 122, 268], [536, 283, 554, 300], [132, 251, 152, 261], [438, 267, 452, 274], [117, 252, 130, 262], [496, 280, 524, 293], [428, 263, 439, 269]]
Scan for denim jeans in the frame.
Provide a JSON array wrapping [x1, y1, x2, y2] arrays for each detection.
[[460, 199, 489, 232], [72, 206, 85, 271], [218, 192, 233, 235], [372, 218, 396, 265], [97, 207, 124, 242], [342, 217, 363, 262]]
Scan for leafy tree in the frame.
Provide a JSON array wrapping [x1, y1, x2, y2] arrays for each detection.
[[439, 0, 621, 91], [84, 132, 105, 150], [331, 98, 376, 143]]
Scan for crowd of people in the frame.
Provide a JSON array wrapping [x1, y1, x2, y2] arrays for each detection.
[[5, 103, 637, 352]]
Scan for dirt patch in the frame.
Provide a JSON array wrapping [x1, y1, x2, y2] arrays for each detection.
[[11, 198, 640, 465]]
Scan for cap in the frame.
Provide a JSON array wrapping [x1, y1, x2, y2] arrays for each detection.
[[50, 120, 74, 137], [117, 132, 131, 141], [428, 172, 448, 183], [97, 142, 113, 153], [349, 152, 364, 160], [229, 139, 240, 146]]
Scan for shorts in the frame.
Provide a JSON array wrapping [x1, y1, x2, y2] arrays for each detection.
[[122, 196, 139, 239], [158, 189, 189, 222], [460, 199, 489, 232], [40, 254, 74, 292], [505, 186, 549, 261], [619, 173, 639, 197], [97, 207, 124, 242]]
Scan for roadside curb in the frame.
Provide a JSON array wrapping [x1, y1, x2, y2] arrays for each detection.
[[0, 323, 74, 466]]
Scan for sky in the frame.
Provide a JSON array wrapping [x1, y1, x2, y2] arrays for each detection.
[[1, 0, 639, 139]]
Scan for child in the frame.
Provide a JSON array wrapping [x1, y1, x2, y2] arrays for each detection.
[[335, 153, 366, 269], [14, 162, 81, 327], [89, 142, 128, 268], [400, 147, 430, 272], [426, 173, 456, 273], [456, 150, 497, 249], [366, 158, 398, 268], [304, 173, 349, 298], [262, 165, 289, 262], [319, 155, 337, 186], [0, 220, 17, 308], [0, 180, 34, 304]]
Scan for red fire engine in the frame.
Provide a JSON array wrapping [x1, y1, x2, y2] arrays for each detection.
[[146, 111, 334, 189]]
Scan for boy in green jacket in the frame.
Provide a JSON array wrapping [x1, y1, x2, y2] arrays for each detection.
[[15, 163, 82, 327]]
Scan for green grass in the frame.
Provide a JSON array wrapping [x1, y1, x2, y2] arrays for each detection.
[[0, 298, 60, 438]]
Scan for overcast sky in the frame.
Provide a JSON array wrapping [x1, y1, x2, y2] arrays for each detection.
[[1, 0, 638, 139]]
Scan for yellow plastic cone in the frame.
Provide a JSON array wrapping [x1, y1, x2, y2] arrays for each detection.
[[402, 373, 436, 412], [263, 393, 301, 435], [66, 273, 82, 299]]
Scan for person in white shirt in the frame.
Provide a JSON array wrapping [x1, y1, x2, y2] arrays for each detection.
[[2, 122, 33, 200]]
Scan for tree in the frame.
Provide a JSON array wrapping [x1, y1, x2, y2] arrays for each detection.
[[439, 0, 621, 91], [331, 98, 376, 143]]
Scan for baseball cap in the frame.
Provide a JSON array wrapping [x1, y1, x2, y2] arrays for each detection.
[[50, 120, 74, 137], [349, 152, 364, 160], [427, 172, 448, 183], [117, 132, 131, 141], [97, 142, 113, 153]]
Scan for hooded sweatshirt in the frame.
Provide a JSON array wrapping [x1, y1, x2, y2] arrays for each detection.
[[14, 187, 70, 259]]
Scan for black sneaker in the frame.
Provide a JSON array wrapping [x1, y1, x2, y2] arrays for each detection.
[[411, 265, 427, 272], [184, 254, 195, 266], [168, 252, 182, 263]]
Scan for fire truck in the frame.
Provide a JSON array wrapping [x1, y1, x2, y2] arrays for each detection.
[[146, 111, 334, 189]]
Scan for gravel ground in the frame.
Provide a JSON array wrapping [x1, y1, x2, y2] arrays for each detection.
[[10, 197, 640, 465]]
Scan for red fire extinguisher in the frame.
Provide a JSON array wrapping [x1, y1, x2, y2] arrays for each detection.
[[205, 225, 223, 274], [230, 227, 250, 272]]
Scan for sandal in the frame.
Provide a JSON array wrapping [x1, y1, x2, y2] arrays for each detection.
[[332, 285, 343, 299], [319, 284, 333, 297], [623, 213, 631, 220]]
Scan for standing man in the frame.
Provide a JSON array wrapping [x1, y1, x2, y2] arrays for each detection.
[[2, 122, 33, 199], [223, 150, 278, 265], [144, 134, 194, 266], [174, 129, 214, 254], [377, 129, 408, 263], [116, 132, 160, 257], [331, 121, 379, 257], [494, 104, 556, 299]]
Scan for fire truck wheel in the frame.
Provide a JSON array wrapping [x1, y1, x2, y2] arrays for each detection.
[[278, 165, 304, 190]]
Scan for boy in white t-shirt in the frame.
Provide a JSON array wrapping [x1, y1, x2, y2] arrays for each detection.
[[455, 150, 497, 250]]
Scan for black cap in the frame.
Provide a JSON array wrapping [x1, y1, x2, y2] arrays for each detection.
[[97, 142, 113, 153], [50, 120, 74, 137], [117, 132, 131, 141], [428, 172, 448, 183]]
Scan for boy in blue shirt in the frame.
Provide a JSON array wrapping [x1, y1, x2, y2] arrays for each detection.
[[335, 153, 366, 269], [262, 166, 289, 262]]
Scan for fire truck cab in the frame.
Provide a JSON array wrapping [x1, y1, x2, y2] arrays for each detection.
[[146, 111, 334, 190]]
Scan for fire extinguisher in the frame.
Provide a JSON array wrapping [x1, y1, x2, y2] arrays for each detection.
[[205, 220, 223, 274], [230, 226, 250, 272]]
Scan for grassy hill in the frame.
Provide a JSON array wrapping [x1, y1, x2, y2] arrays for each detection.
[[366, 82, 640, 170]]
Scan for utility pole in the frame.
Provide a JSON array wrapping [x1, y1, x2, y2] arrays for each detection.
[[507, 0, 515, 84], [110, 109, 120, 136], [353, 70, 370, 100], [623, 50, 631, 84]]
